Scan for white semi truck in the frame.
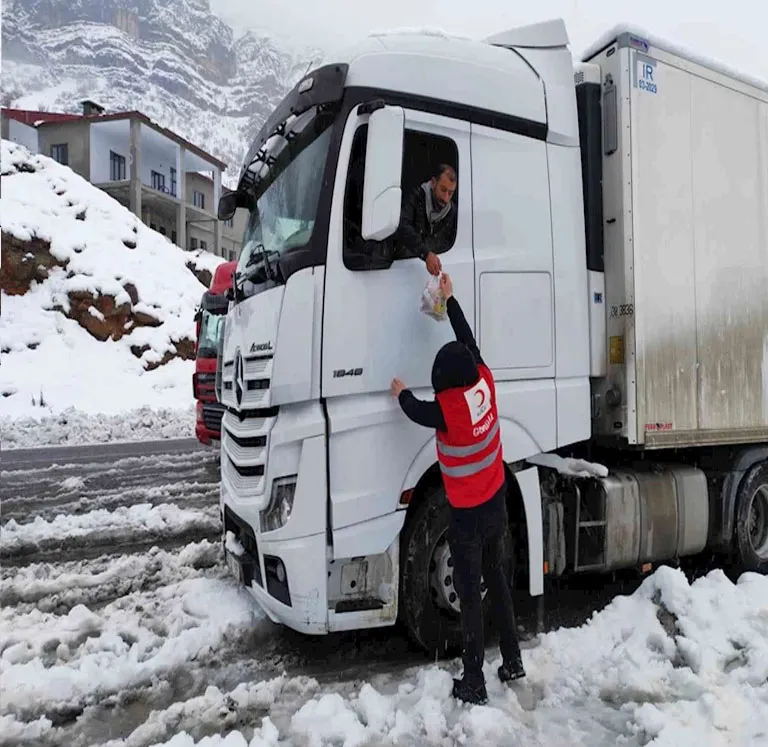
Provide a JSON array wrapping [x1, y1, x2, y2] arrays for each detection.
[[216, 19, 768, 655]]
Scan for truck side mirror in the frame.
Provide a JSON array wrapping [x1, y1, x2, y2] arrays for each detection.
[[218, 192, 238, 221], [361, 105, 405, 241]]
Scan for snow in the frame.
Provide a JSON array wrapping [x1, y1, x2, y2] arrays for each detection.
[[369, 27, 472, 42], [0, 140, 225, 443], [527, 452, 610, 479], [4, 560, 767, 745], [0, 502, 219, 558], [1, 576, 261, 720], [135, 568, 767, 746], [0, 406, 196, 450]]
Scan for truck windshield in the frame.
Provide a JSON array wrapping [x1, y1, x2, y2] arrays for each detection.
[[236, 110, 333, 294], [197, 310, 225, 359]]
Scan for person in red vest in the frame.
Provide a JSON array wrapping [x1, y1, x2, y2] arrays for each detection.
[[391, 272, 525, 705]]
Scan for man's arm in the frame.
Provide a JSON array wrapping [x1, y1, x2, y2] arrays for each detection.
[[396, 187, 441, 275], [396, 187, 423, 255], [440, 274, 484, 366]]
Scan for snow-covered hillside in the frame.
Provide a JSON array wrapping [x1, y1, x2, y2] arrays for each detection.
[[2, 0, 322, 186], [0, 140, 225, 444]]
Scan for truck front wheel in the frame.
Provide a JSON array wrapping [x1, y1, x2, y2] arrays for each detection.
[[734, 460, 768, 574], [399, 483, 513, 658]]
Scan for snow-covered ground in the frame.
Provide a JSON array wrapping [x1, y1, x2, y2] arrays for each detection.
[[1, 140, 224, 447], [3, 498, 767, 746], [3, 425, 767, 745]]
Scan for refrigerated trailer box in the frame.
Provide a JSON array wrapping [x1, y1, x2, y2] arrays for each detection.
[[580, 30, 768, 449]]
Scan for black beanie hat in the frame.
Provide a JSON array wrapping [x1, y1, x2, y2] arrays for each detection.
[[431, 341, 479, 394]]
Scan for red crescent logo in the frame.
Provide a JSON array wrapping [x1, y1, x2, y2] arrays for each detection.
[[475, 389, 486, 408]]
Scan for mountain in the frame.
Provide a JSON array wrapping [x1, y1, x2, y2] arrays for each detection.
[[1, 0, 322, 187]]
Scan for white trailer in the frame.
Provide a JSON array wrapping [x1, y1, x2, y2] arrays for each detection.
[[215, 20, 768, 655]]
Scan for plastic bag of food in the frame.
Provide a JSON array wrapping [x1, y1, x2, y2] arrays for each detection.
[[420, 275, 447, 322]]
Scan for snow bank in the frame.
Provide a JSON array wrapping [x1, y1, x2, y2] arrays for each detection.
[[0, 576, 262, 720], [7, 566, 766, 746], [0, 405, 195, 449], [149, 568, 768, 746], [0, 139, 225, 427]]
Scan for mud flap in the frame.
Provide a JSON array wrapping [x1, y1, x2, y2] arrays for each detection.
[[517, 466, 544, 596]]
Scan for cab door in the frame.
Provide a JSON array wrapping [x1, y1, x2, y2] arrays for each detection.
[[323, 107, 474, 397], [321, 106, 475, 543]]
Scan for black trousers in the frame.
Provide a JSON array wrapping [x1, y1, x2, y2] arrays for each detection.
[[447, 483, 522, 686]]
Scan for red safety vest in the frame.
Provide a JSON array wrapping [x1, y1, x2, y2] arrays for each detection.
[[435, 364, 505, 509]]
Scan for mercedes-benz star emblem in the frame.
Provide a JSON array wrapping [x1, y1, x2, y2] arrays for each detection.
[[234, 349, 245, 406]]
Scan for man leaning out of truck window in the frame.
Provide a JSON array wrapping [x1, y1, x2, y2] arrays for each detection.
[[396, 163, 458, 277]]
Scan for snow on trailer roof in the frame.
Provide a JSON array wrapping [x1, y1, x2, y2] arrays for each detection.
[[581, 24, 768, 95]]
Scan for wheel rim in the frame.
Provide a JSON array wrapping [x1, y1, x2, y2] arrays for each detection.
[[747, 484, 768, 560], [428, 531, 487, 615]]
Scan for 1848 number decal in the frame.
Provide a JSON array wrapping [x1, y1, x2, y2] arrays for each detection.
[[333, 368, 363, 378]]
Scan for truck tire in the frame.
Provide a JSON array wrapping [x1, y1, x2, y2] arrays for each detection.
[[399, 483, 515, 658], [733, 460, 768, 574]]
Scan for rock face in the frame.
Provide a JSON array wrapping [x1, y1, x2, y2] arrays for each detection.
[[1, 0, 322, 185], [1, 227, 204, 368]]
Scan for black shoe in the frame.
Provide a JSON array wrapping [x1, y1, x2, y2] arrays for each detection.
[[498, 657, 526, 683], [452, 677, 488, 705]]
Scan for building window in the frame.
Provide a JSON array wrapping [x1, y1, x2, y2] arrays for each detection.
[[190, 237, 198, 250], [159, 226, 167, 236], [192, 190, 205, 209], [51, 143, 69, 165], [151, 170, 166, 192], [171, 230, 177, 244], [200, 240, 208, 252], [229, 249, 236, 261], [170, 167, 177, 197], [109, 150, 126, 181], [150, 222, 157, 231]]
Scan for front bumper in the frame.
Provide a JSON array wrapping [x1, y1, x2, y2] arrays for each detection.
[[223, 504, 328, 634]]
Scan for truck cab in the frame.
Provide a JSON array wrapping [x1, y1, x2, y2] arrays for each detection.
[[193, 260, 236, 444], [217, 19, 768, 653]]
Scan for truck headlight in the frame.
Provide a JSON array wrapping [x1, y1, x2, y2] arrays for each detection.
[[260, 475, 297, 533]]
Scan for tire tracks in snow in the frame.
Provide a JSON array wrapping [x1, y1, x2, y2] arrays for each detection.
[[1, 451, 220, 523]]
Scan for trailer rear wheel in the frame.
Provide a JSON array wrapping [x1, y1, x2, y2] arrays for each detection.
[[734, 460, 768, 574], [399, 483, 514, 658]]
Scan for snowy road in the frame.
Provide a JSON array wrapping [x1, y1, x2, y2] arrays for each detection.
[[3, 444, 767, 746], [1, 438, 205, 471]]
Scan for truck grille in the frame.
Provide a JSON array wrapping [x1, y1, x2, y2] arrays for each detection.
[[220, 352, 276, 499], [220, 409, 273, 497], [202, 402, 224, 433], [221, 355, 273, 410]]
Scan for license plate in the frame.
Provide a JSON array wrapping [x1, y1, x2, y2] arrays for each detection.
[[226, 551, 243, 583]]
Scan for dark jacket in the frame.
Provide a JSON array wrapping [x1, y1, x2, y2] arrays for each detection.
[[398, 183, 458, 259], [398, 296, 483, 431], [343, 183, 457, 271]]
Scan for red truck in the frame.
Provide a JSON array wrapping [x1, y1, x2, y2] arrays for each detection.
[[193, 261, 237, 445]]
